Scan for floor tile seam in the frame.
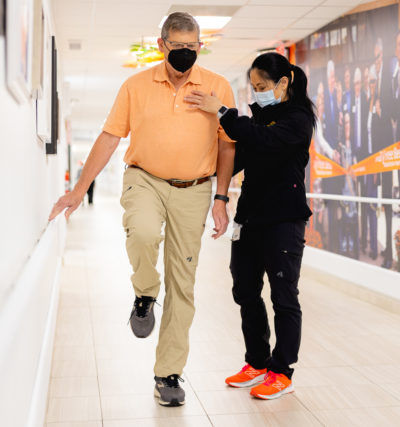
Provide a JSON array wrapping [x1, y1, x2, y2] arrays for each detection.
[[100, 415, 213, 422], [50, 375, 99, 382], [172, 371, 214, 425], [84, 253, 105, 424], [50, 369, 98, 378], [292, 385, 400, 408], [370, 381, 400, 404], [293, 368, 375, 387], [291, 387, 325, 425], [294, 383, 399, 392], [46, 395, 101, 402], [100, 409, 266, 421], [47, 416, 103, 423], [294, 401, 399, 411], [308, 409, 335, 426]]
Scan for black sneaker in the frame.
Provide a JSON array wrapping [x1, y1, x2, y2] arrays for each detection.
[[154, 375, 185, 406], [128, 296, 157, 338]]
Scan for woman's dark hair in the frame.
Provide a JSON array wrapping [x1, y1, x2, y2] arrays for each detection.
[[250, 52, 317, 127]]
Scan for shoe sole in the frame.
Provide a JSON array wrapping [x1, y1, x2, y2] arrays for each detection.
[[226, 374, 266, 388], [154, 388, 185, 407], [250, 384, 294, 400]]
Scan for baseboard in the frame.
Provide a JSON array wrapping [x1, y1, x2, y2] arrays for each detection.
[[302, 246, 400, 314]]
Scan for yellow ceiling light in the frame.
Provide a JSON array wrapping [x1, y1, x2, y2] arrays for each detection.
[[123, 41, 164, 68]]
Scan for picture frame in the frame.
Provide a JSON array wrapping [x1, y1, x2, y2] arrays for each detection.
[[36, 14, 51, 142], [0, 0, 5, 37], [6, 0, 34, 103], [31, 0, 44, 97], [46, 36, 57, 155]]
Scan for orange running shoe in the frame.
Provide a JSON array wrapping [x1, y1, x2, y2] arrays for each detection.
[[250, 371, 293, 399], [225, 364, 267, 388]]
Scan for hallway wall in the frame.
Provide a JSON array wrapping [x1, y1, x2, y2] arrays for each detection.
[[0, 1, 67, 425]]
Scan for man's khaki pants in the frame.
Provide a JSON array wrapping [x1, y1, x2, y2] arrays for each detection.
[[120, 167, 212, 377]]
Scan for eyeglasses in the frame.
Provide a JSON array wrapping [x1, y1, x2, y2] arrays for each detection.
[[163, 39, 202, 50]]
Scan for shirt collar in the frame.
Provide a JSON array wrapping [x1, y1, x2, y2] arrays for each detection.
[[153, 61, 202, 85]]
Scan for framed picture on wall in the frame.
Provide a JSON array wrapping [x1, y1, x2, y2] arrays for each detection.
[[36, 13, 51, 142], [31, 0, 44, 97], [46, 36, 57, 155], [1, 0, 5, 37], [6, 0, 34, 103]]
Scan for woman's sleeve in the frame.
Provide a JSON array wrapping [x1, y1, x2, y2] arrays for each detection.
[[232, 141, 245, 176], [219, 108, 312, 153]]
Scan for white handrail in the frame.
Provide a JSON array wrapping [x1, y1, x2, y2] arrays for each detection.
[[305, 193, 400, 205], [223, 186, 400, 205]]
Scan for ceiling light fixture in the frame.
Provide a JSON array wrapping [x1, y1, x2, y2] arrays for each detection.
[[123, 38, 164, 68], [159, 15, 231, 30]]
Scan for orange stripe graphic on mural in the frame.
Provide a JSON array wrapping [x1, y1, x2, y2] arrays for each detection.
[[309, 141, 400, 180], [350, 141, 400, 176], [309, 140, 347, 179]]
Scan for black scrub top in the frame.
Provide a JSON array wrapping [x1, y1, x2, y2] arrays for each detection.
[[220, 101, 314, 226]]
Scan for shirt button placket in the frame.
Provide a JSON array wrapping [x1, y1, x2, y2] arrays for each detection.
[[172, 91, 177, 112], [174, 92, 181, 112]]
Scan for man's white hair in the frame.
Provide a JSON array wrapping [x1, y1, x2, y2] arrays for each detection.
[[354, 67, 361, 82], [327, 60, 335, 78]]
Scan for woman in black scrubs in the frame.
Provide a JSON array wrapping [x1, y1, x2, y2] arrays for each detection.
[[184, 52, 316, 400]]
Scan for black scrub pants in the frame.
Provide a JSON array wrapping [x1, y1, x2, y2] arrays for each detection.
[[230, 220, 306, 379]]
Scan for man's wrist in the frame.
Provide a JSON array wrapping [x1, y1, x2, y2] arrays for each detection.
[[73, 185, 87, 199], [214, 194, 229, 203]]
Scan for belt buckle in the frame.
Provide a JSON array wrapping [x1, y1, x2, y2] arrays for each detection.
[[170, 179, 194, 187]]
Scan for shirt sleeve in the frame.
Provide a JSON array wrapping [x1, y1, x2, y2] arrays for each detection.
[[217, 79, 236, 143], [103, 80, 131, 138]]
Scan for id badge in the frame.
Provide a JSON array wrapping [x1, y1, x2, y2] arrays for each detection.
[[231, 222, 243, 241]]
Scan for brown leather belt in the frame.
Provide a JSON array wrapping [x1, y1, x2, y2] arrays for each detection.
[[128, 165, 210, 188]]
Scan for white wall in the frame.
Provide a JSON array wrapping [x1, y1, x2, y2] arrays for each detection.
[[0, 41, 66, 304], [0, 1, 67, 424]]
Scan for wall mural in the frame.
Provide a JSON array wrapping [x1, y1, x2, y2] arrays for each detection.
[[296, 4, 400, 271]]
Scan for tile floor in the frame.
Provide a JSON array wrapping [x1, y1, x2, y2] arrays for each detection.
[[45, 196, 400, 427]]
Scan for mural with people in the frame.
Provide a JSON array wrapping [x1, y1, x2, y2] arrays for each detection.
[[295, 4, 400, 271]]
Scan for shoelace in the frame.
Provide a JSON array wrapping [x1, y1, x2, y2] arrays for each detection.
[[127, 297, 159, 324], [263, 371, 278, 386], [240, 364, 262, 377], [240, 364, 252, 373], [163, 375, 184, 388]]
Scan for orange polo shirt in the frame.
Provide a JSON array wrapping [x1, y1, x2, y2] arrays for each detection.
[[103, 61, 235, 180]]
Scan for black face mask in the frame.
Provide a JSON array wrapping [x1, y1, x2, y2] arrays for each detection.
[[167, 48, 197, 73]]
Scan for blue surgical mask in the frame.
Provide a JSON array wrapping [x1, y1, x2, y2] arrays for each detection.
[[254, 79, 282, 108]]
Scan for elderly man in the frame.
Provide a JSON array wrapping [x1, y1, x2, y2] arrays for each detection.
[[49, 12, 235, 406], [343, 65, 352, 114]]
